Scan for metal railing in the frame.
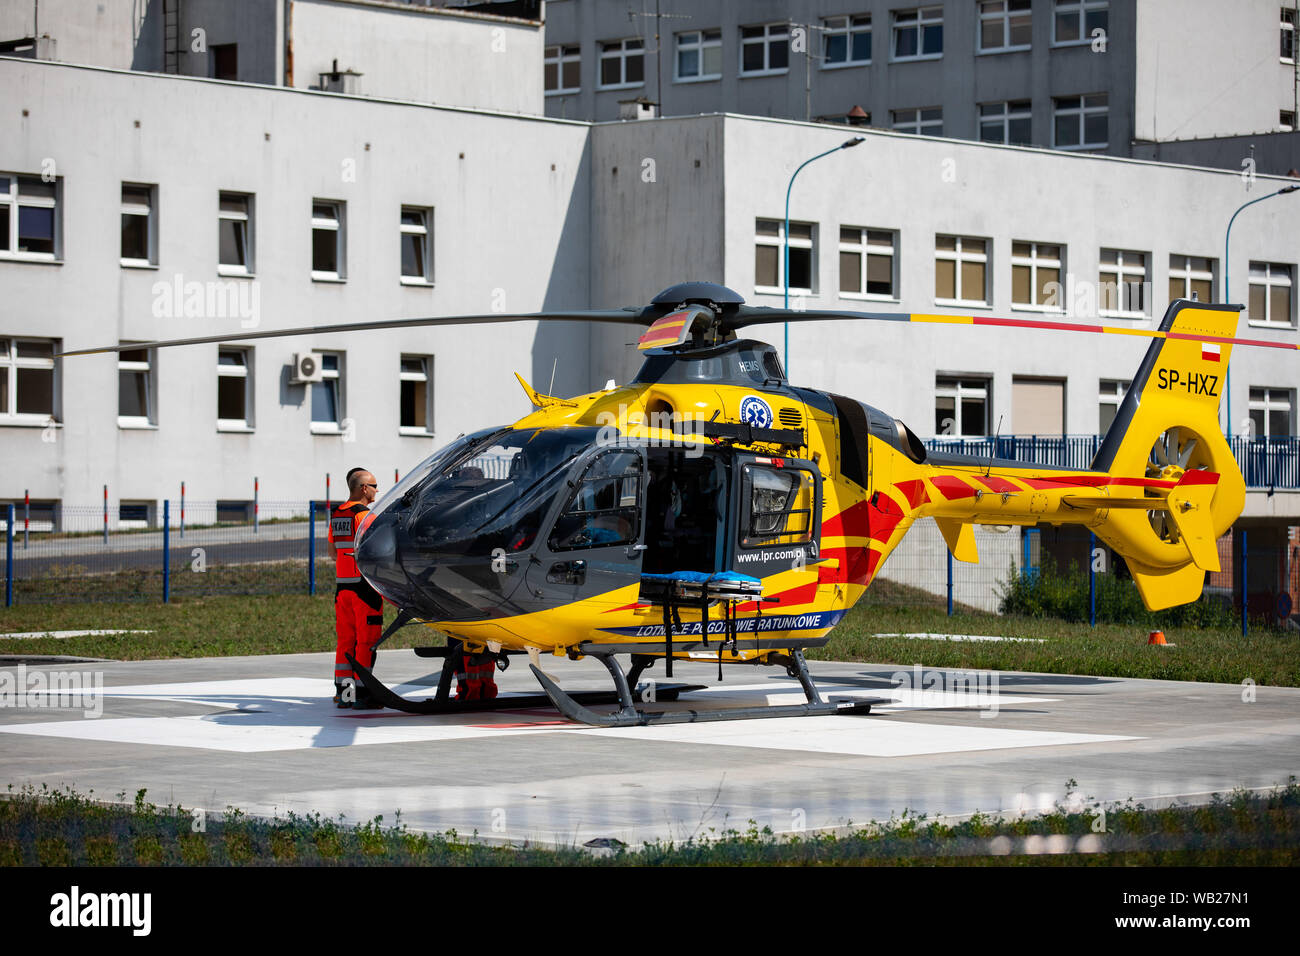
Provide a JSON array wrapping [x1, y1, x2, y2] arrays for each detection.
[[923, 434, 1300, 490]]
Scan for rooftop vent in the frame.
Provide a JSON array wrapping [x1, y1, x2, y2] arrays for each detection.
[[319, 59, 362, 94]]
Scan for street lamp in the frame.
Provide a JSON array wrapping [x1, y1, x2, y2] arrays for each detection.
[[783, 136, 864, 372], [1223, 183, 1299, 436]]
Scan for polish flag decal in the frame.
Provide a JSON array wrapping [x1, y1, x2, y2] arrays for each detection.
[[1202, 342, 1221, 362]]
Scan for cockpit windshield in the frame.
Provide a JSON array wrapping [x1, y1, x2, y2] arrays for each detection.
[[406, 427, 603, 552], [368, 426, 507, 523]]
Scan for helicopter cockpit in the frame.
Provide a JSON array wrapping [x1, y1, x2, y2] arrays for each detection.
[[355, 425, 822, 625]]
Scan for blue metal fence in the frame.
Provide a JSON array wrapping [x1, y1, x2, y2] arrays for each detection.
[[923, 434, 1300, 489]]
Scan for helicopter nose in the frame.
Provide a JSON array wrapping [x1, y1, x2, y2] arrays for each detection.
[[354, 512, 417, 607]]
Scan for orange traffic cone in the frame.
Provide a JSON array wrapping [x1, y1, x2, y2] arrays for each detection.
[[1147, 630, 1167, 645]]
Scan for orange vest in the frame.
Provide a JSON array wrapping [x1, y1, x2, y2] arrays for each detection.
[[329, 501, 368, 584]]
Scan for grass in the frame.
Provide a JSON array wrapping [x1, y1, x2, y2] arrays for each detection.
[[0, 593, 437, 660], [2, 779, 1296, 866], [0, 576, 1296, 685]]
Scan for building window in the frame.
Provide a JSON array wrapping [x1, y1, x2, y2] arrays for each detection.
[[218, 192, 253, 275], [1248, 261, 1293, 327], [400, 355, 433, 435], [0, 173, 58, 259], [217, 347, 251, 430], [311, 200, 344, 281], [892, 7, 943, 60], [978, 0, 1032, 52], [935, 376, 989, 437], [118, 346, 156, 428], [1169, 255, 1215, 304], [311, 352, 343, 431], [1283, 7, 1296, 61], [0, 338, 58, 424], [979, 100, 1032, 144], [1249, 387, 1293, 438], [1053, 0, 1107, 45], [755, 218, 815, 295], [1099, 249, 1149, 317], [544, 44, 581, 93], [120, 183, 156, 266], [1281, 109, 1296, 132], [935, 235, 988, 306], [839, 227, 896, 299], [211, 43, 237, 80], [676, 30, 722, 81], [400, 206, 432, 284], [1099, 379, 1130, 433], [1011, 241, 1064, 310], [740, 23, 789, 75], [892, 107, 943, 135], [1054, 94, 1108, 149], [598, 38, 644, 89], [823, 14, 871, 66]]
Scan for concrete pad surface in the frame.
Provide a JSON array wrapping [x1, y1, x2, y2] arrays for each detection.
[[0, 649, 1296, 847]]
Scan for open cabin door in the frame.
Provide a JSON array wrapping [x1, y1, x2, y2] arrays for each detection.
[[523, 446, 647, 611], [728, 453, 824, 580]]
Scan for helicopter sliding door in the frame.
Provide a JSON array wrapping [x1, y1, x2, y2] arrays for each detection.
[[522, 446, 647, 611]]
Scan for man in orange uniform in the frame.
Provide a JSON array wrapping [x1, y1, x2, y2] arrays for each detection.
[[328, 467, 383, 709]]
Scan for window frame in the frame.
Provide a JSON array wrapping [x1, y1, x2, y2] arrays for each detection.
[[891, 6, 944, 62], [892, 106, 943, 136], [311, 199, 346, 282], [1248, 386, 1294, 439], [399, 353, 435, 437], [217, 191, 254, 277], [120, 182, 157, 268], [1098, 378, 1131, 434], [934, 234, 990, 307], [675, 29, 723, 82], [597, 37, 645, 90], [1282, 6, 1296, 63], [1098, 248, 1150, 319], [1010, 240, 1065, 312], [310, 351, 345, 434], [0, 173, 60, 261], [739, 22, 790, 77], [978, 99, 1033, 145], [1168, 254, 1216, 305], [977, 0, 1032, 54], [1053, 93, 1109, 150], [544, 44, 581, 94], [1247, 261, 1295, 328], [821, 14, 872, 69], [935, 375, 991, 438], [1052, 0, 1108, 47], [117, 344, 157, 429], [216, 346, 253, 432], [754, 218, 817, 297], [0, 337, 60, 426], [838, 226, 898, 301], [400, 205, 434, 286]]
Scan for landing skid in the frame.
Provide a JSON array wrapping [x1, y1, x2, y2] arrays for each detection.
[[346, 653, 704, 715], [529, 649, 895, 727]]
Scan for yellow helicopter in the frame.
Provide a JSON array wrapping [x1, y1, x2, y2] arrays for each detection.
[[65, 281, 1283, 726]]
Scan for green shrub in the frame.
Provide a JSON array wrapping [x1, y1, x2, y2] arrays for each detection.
[[997, 560, 1238, 628]]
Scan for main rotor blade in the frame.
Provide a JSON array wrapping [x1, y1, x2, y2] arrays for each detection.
[[56, 310, 648, 357], [726, 306, 1300, 353]]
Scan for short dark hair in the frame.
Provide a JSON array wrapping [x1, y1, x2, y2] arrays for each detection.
[[346, 467, 370, 494]]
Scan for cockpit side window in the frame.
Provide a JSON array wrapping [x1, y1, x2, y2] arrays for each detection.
[[548, 449, 642, 551]]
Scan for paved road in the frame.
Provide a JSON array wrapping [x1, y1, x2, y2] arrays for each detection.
[[0, 650, 1296, 847]]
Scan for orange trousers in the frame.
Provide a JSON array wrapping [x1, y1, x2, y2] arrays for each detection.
[[335, 589, 382, 684]]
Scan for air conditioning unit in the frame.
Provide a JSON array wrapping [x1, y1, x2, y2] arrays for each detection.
[[291, 352, 324, 384]]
